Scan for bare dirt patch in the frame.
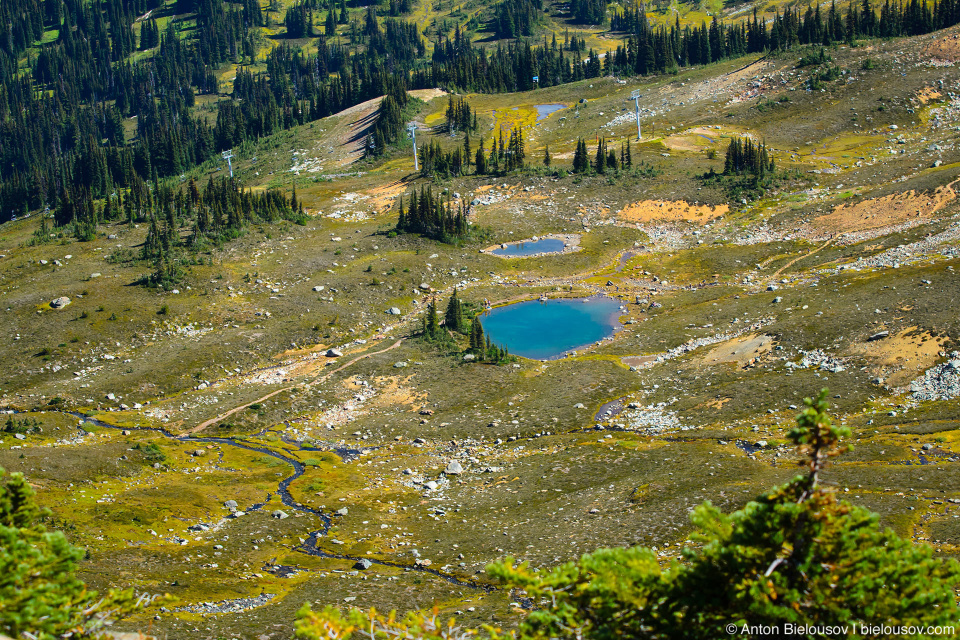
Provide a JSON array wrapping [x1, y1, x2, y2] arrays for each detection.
[[812, 185, 957, 235], [408, 88, 447, 102], [846, 328, 946, 387], [917, 86, 943, 104], [662, 126, 722, 152], [923, 33, 960, 62], [367, 181, 409, 212], [615, 199, 729, 224], [702, 334, 775, 367], [621, 355, 658, 367]]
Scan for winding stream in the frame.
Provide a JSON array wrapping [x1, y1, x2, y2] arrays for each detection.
[[7, 409, 489, 591]]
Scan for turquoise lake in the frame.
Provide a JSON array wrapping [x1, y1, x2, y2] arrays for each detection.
[[491, 238, 566, 256], [481, 297, 622, 360]]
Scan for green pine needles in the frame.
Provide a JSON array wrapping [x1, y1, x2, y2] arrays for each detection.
[[0, 467, 158, 638]]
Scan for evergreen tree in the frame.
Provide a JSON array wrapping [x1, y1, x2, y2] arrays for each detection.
[[444, 289, 464, 333], [0, 466, 148, 637], [543, 144, 551, 166]]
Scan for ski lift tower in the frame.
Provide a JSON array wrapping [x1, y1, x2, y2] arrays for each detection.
[[407, 122, 419, 171], [222, 150, 235, 177], [629, 90, 642, 141]]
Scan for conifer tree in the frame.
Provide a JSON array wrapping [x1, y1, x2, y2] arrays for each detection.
[[444, 289, 464, 333]]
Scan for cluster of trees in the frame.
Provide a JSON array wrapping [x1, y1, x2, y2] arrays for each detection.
[[364, 80, 411, 157], [422, 290, 512, 362], [572, 138, 633, 173], [395, 186, 469, 242], [492, 0, 543, 39], [0, 0, 426, 225], [284, 2, 315, 38], [444, 96, 478, 133], [571, 0, 608, 25], [416, 125, 528, 179], [295, 391, 960, 639], [723, 136, 775, 178], [467, 315, 512, 362], [7, 0, 960, 229]]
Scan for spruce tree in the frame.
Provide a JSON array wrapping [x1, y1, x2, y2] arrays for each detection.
[[444, 289, 463, 333]]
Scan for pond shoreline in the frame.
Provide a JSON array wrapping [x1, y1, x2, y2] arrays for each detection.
[[481, 233, 582, 258]]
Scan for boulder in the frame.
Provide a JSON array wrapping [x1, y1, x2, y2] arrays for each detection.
[[424, 480, 439, 490], [192, 449, 207, 457], [444, 461, 464, 475], [335, 507, 348, 516], [386, 307, 402, 315], [419, 283, 432, 290], [271, 510, 289, 519], [313, 285, 325, 292], [462, 354, 475, 361], [224, 500, 238, 510], [50, 297, 71, 309], [354, 559, 373, 570], [394, 361, 408, 368], [326, 348, 343, 357], [868, 331, 890, 341]]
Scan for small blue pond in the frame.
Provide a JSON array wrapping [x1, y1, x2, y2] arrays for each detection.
[[491, 238, 566, 257], [535, 103, 566, 123], [481, 297, 622, 360]]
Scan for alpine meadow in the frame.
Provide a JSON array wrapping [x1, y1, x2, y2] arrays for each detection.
[[3, 0, 960, 638]]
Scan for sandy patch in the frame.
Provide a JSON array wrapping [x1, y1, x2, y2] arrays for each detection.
[[813, 186, 957, 235], [367, 181, 408, 212], [703, 334, 775, 366], [923, 33, 960, 62], [615, 199, 729, 224], [622, 355, 658, 368], [409, 88, 448, 102], [695, 397, 731, 410], [846, 327, 946, 386], [917, 86, 943, 104], [367, 375, 424, 411], [662, 126, 721, 152]]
